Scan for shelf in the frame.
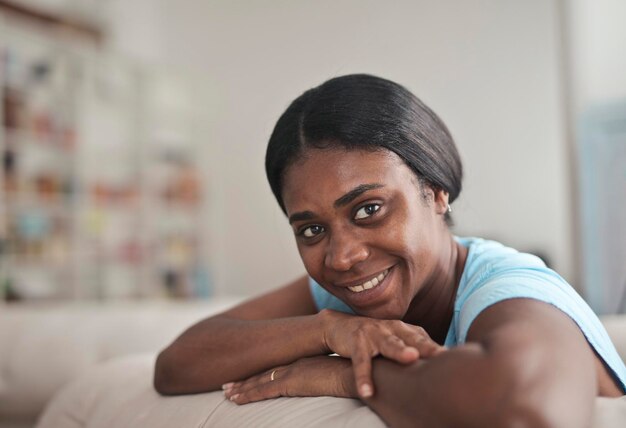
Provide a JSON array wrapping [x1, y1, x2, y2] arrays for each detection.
[[1, 21, 210, 302], [3, 128, 76, 152], [4, 193, 76, 212]]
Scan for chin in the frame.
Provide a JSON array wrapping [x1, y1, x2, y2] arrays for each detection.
[[354, 303, 406, 320]]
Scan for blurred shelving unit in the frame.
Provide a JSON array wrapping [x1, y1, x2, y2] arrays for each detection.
[[0, 4, 212, 303], [139, 71, 212, 300], [73, 54, 143, 300], [0, 12, 85, 302]]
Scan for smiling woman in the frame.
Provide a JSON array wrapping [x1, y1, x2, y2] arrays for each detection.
[[154, 74, 626, 428], [282, 148, 456, 325]]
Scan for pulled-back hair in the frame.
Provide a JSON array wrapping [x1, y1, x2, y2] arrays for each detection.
[[265, 74, 462, 223]]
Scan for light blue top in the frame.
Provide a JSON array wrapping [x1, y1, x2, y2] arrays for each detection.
[[308, 236, 626, 392]]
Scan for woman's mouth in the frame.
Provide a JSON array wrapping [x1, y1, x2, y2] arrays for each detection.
[[347, 269, 390, 293], [338, 265, 396, 308]]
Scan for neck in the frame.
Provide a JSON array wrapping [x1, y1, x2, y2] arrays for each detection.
[[403, 235, 467, 344]]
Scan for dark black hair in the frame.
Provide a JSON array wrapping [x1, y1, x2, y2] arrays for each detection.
[[265, 74, 462, 223]]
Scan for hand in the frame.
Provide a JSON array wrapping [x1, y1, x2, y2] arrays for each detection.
[[223, 355, 356, 405], [321, 310, 446, 398]]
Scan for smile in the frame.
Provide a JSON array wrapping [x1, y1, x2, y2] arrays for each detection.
[[347, 269, 390, 293]]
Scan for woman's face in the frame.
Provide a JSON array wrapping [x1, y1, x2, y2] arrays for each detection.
[[282, 147, 450, 320]]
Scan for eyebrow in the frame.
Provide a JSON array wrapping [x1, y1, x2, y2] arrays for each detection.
[[288, 210, 316, 225], [334, 183, 384, 208], [288, 183, 385, 224]]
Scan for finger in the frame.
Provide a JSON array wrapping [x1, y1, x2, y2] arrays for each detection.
[[229, 380, 283, 405], [229, 367, 288, 404], [378, 334, 419, 364], [399, 328, 446, 359], [414, 337, 446, 358], [352, 346, 374, 398], [224, 368, 276, 399], [224, 379, 250, 399]]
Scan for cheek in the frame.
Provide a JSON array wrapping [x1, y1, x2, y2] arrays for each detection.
[[296, 244, 325, 279], [382, 211, 422, 253], [380, 210, 435, 272]]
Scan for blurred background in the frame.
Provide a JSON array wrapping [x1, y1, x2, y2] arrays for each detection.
[[0, 0, 625, 314]]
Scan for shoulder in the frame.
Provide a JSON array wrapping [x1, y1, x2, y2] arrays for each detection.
[[456, 237, 549, 288], [456, 237, 559, 304], [452, 238, 626, 392], [454, 237, 581, 343]]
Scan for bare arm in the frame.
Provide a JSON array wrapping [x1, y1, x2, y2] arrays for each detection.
[[155, 275, 443, 397], [154, 275, 326, 394], [364, 299, 598, 428]]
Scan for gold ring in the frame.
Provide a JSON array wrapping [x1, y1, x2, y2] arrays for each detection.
[[270, 370, 277, 382]]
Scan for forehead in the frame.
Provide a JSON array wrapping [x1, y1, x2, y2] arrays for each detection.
[[281, 147, 416, 213]]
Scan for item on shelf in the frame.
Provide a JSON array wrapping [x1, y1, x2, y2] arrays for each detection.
[[163, 164, 200, 206], [163, 235, 195, 268], [84, 207, 105, 235], [32, 111, 53, 139], [2, 146, 17, 192], [117, 239, 142, 265], [2, 277, 20, 301], [45, 236, 69, 265], [162, 268, 182, 298], [191, 264, 213, 298], [91, 182, 139, 206], [17, 211, 50, 242], [34, 172, 62, 201], [2, 86, 25, 129], [60, 127, 76, 150]]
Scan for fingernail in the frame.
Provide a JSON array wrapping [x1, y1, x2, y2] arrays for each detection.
[[360, 384, 372, 398], [230, 394, 240, 402], [222, 382, 234, 390]]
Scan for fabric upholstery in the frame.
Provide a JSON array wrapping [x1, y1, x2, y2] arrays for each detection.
[[37, 354, 385, 428], [0, 299, 242, 426], [2, 301, 626, 427], [37, 353, 626, 428]]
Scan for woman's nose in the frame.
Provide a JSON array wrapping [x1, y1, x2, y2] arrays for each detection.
[[324, 230, 369, 271]]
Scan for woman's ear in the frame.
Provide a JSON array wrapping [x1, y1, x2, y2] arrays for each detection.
[[433, 190, 450, 215]]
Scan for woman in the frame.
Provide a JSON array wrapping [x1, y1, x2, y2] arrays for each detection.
[[154, 74, 626, 428]]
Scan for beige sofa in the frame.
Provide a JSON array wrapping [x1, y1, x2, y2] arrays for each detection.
[[1, 300, 625, 428], [0, 299, 241, 428]]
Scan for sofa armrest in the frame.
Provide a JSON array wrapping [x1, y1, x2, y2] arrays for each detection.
[[37, 353, 626, 428], [36, 354, 384, 428], [0, 298, 242, 423]]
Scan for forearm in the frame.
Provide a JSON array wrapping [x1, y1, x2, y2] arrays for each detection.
[[365, 344, 493, 428], [155, 313, 328, 395], [364, 343, 593, 428]]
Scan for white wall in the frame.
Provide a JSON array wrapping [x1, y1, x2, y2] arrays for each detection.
[[103, 0, 164, 65], [567, 0, 626, 116], [107, 0, 573, 296]]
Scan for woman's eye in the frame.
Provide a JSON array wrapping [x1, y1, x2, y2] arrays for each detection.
[[302, 225, 324, 238], [354, 204, 381, 220]]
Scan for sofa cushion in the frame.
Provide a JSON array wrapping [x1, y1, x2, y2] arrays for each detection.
[[37, 353, 626, 428], [36, 354, 385, 428]]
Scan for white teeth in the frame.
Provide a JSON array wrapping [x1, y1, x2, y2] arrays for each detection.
[[347, 269, 389, 293]]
